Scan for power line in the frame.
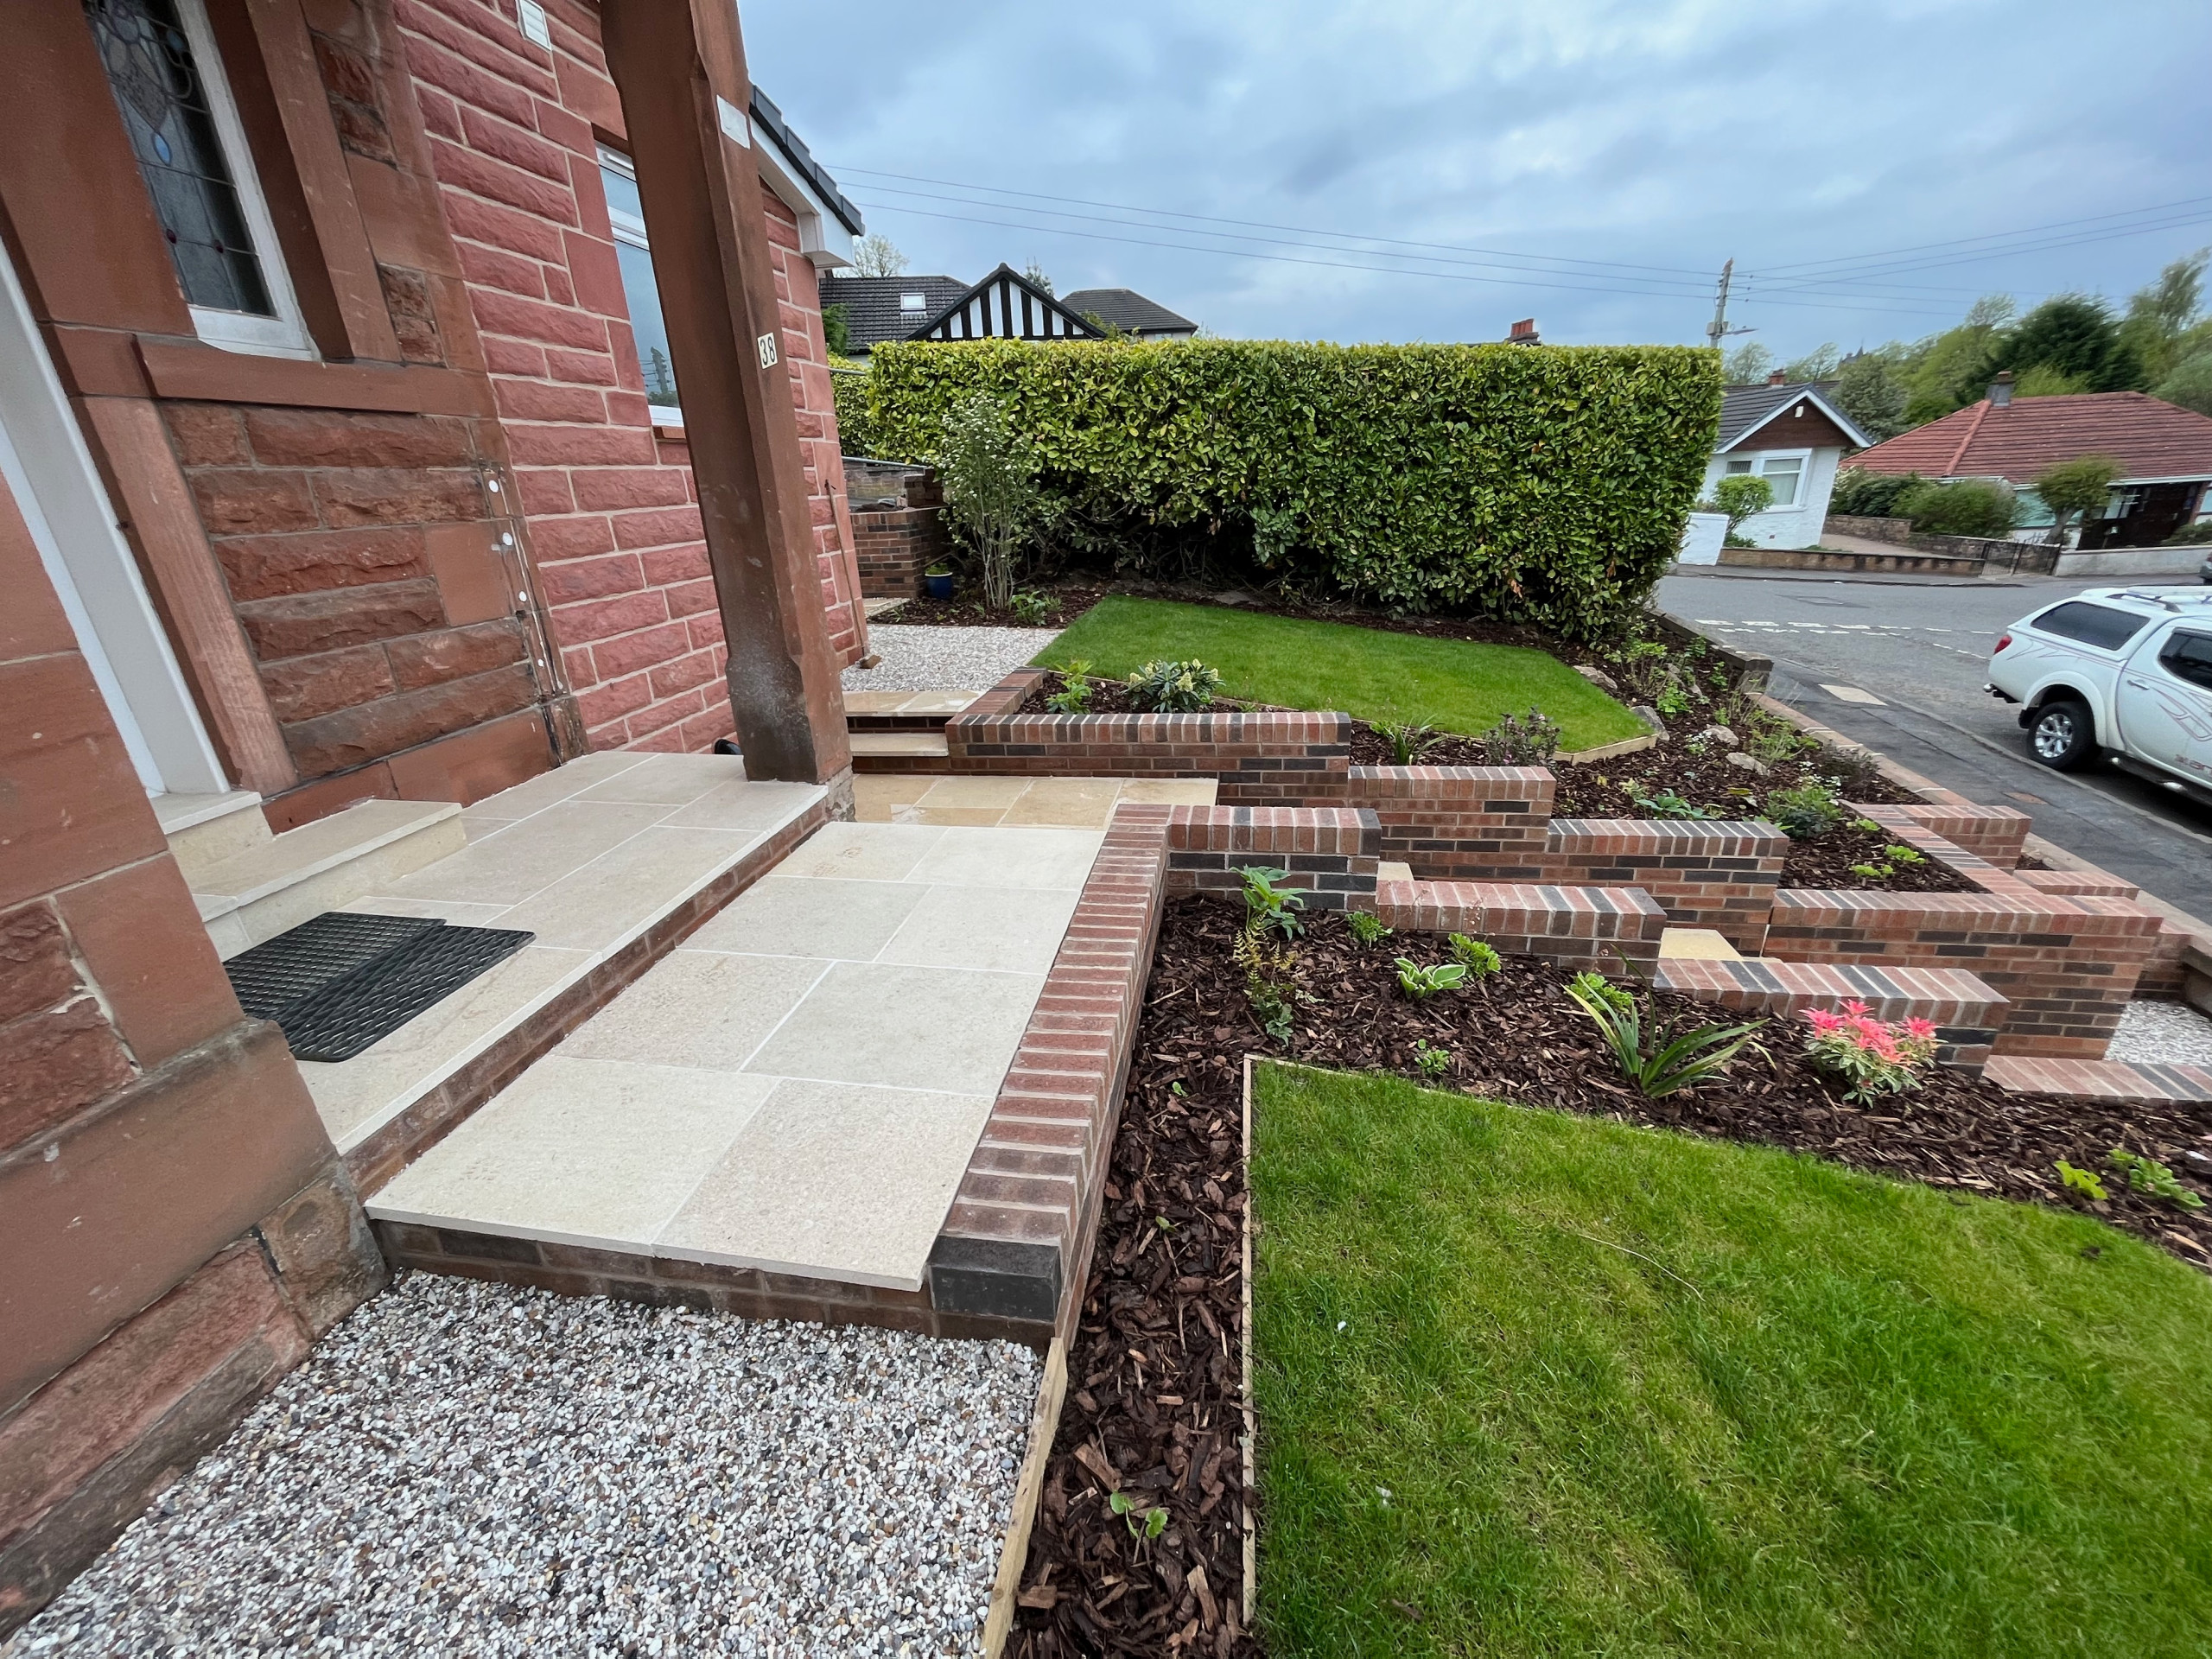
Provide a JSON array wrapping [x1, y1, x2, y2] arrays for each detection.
[[1751, 194, 2212, 278]]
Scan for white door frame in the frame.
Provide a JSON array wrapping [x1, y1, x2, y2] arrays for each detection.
[[0, 240, 230, 797]]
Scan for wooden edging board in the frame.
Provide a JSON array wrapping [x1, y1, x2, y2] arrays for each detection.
[[1241, 1052, 1260, 1627], [982, 1336, 1068, 1657]]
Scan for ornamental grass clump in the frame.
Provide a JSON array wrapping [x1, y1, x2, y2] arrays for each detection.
[[1802, 1001, 1939, 1103]]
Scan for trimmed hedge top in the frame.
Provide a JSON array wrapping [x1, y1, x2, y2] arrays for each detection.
[[864, 338, 1721, 638]]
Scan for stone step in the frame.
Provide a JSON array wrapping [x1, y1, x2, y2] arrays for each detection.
[[1984, 1055, 2212, 1103], [190, 798, 467, 958], [1658, 926, 1742, 962], [843, 689, 980, 731], [153, 789, 270, 882], [1651, 957, 2005, 1070], [849, 729, 951, 772]]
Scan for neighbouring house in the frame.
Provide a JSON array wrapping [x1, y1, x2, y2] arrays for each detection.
[[0, 0, 867, 1631], [1844, 378, 2212, 549], [1699, 374, 1872, 550], [1059, 285, 1198, 339], [818, 272, 972, 353]]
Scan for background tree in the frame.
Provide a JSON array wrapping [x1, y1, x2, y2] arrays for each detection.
[[848, 234, 909, 277], [937, 391, 1048, 612], [1997, 295, 2144, 392], [1782, 343, 1842, 381], [1834, 349, 1910, 442], [2119, 250, 2209, 383], [821, 302, 852, 358], [1711, 474, 1773, 543], [1022, 260, 1054, 296], [2154, 351, 2212, 416], [2031, 454, 2122, 547], [1902, 295, 2014, 423], [1722, 341, 1772, 384]]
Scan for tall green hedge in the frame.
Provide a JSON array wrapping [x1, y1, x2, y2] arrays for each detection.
[[863, 338, 1720, 637]]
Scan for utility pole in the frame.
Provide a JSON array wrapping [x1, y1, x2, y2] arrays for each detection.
[[1706, 257, 1753, 352]]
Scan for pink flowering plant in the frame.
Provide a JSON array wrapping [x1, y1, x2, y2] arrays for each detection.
[[1802, 1001, 1940, 1103]]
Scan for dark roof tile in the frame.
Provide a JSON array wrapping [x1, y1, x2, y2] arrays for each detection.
[[1058, 287, 1197, 335], [818, 274, 971, 351]]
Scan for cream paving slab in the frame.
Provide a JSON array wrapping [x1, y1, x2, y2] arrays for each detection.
[[493, 825, 773, 953], [895, 690, 983, 715], [573, 752, 749, 806], [662, 778, 824, 831], [391, 801, 670, 906], [852, 776, 933, 821], [342, 893, 518, 929], [878, 884, 1082, 975], [558, 951, 831, 1071], [658, 1079, 995, 1290], [774, 820, 944, 882], [457, 751, 652, 828], [847, 732, 949, 759], [906, 825, 1103, 890], [188, 799, 461, 905], [302, 944, 593, 1149], [1116, 779, 1219, 804], [683, 875, 930, 962], [366, 1058, 777, 1250], [891, 806, 1008, 827], [1001, 781, 1123, 829], [744, 961, 1045, 1096], [909, 776, 1033, 809]]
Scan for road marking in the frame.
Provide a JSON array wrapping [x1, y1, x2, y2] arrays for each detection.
[[1821, 683, 1886, 705]]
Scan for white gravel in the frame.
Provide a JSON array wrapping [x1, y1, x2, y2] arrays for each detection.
[[19, 1275, 1040, 1657], [2107, 999, 2212, 1068], [844, 624, 1061, 694]]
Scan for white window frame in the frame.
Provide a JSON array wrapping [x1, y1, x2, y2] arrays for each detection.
[[596, 144, 682, 427], [166, 0, 315, 360], [1724, 448, 1810, 511]]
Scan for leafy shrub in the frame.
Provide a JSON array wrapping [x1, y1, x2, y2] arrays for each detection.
[[1802, 1003, 1937, 1103], [830, 367, 876, 457], [864, 338, 1723, 640], [1567, 973, 1764, 1097], [1829, 467, 1919, 518], [2107, 1147, 2205, 1211], [1346, 911, 1393, 947], [1712, 473, 1774, 537], [1045, 659, 1093, 714], [1763, 779, 1847, 840], [2166, 518, 2212, 545], [1009, 591, 1052, 625], [1624, 784, 1719, 820], [1127, 658, 1224, 713], [1479, 707, 1563, 765], [1446, 935, 1502, 976], [938, 391, 1049, 612], [1894, 478, 2018, 539]]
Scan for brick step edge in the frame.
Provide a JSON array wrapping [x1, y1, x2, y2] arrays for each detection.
[[1654, 957, 2005, 1071], [1376, 878, 1667, 968], [1985, 1054, 2212, 1103]]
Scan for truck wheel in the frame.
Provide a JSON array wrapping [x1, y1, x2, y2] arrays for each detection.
[[2029, 699, 2096, 770]]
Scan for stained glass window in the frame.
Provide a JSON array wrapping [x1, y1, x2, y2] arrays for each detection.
[[85, 0, 274, 317]]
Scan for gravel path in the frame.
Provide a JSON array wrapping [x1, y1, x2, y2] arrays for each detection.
[[2107, 999, 2212, 1068], [844, 624, 1061, 694], [20, 1275, 1040, 1657]]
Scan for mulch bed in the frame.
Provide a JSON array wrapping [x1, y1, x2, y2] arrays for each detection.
[[1015, 672, 1255, 719], [1781, 823, 1974, 893], [1013, 899, 2212, 1652], [873, 585, 1111, 631]]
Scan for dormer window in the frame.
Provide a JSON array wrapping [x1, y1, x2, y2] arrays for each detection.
[[899, 292, 926, 313]]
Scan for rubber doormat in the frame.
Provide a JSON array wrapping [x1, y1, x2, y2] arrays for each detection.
[[223, 912, 535, 1063]]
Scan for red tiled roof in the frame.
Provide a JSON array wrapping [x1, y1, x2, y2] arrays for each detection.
[[1847, 391, 2212, 484]]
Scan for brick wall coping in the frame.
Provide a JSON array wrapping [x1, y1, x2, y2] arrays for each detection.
[[925, 803, 1174, 1343], [1548, 817, 1792, 855], [1770, 887, 2164, 936], [1651, 958, 2006, 1070], [1346, 764, 1552, 798], [1375, 877, 1668, 956], [1985, 1055, 2212, 1103]]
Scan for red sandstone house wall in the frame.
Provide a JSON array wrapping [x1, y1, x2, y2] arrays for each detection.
[[0, 470, 384, 1634], [396, 0, 866, 755]]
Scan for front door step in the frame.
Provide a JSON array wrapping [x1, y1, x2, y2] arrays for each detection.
[[155, 788, 270, 881], [189, 799, 465, 959]]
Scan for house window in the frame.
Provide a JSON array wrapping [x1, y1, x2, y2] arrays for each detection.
[[1724, 451, 1805, 509], [597, 145, 680, 420], [85, 0, 313, 359], [899, 292, 926, 313]]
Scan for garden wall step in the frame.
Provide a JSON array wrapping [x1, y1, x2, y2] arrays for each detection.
[[1984, 1055, 2212, 1103], [1651, 958, 2006, 1071], [1374, 879, 1667, 969], [849, 730, 950, 770], [1160, 804, 1380, 912], [1540, 818, 1789, 954], [188, 799, 465, 959]]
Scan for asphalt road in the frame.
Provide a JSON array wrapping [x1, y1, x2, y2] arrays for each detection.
[[1655, 568, 2212, 916]]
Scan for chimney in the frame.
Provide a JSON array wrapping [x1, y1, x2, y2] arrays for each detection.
[[1506, 318, 1539, 345], [1767, 371, 1787, 387], [1989, 370, 2014, 409]]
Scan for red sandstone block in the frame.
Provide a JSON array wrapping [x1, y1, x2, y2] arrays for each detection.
[[312, 468, 483, 528], [189, 471, 318, 536], [552, 588, 669, 644], [592, 620, 693, 682], [213, 527, 428, 602], [572, 467, 691, 512], [162, 403, 249, 467], [537, 551, 643, 606]]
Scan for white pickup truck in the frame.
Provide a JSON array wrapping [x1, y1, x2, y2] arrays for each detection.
[[1986, 588, 2212, 801]]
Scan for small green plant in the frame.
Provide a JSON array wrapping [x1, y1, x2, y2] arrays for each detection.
[[1446, 935, 1501, 976], [1346, 911, 1393, 947], [1108, 1490, 1169, 1542], [1413, 1039, 1452, 1078], [1764, 779, 1847, 840], [1883, 844, 1925, 866], [1567, 973, 1764, 1098], [1849, 817, 1884, 834], [2055, 1160, 2109, 1203], [1849, 863, 1888, 880], [1045, 658, 1094, 715], [1395, 957, 1469, 1001], [2107, 1147, 2206, 1211], [1009, 590, 1052, 626], [1748, 723, 1811, 766], [1238, 866, 1306, 938], [1126, 658, 1224, 714], [1234, 925, 1303, 1044], [1479, 707, 1563, 766], [1376, 718, 1438, 766], [1624, 784, 1720, 820]]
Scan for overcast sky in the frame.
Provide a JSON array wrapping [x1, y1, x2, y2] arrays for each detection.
[[745, 0, 2212, 359]]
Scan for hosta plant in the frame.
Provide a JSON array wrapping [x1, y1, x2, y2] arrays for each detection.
[[1395, 958, 1468, 1001], [1802, 1002, 1938, 1103]]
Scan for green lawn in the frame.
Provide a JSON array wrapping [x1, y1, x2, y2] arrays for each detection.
[[1252, 1062, 2212, 1657], [1033, 597, 1643, 749]]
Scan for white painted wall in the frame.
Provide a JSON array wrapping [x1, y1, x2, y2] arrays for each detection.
[[1677, 512, 1726, 565], [1700, 446, 1844, 550]]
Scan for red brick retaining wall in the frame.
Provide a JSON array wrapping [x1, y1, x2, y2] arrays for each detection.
[[850, 504, 948, 601], [1651, 958, 2007, 1071], [1539, 819, 1789, 952], [1161, 806, 1379, 912], [1375, 879, 1668, 967]]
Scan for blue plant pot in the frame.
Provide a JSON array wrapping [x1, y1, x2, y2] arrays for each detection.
[[925, 572, 956, 600]]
